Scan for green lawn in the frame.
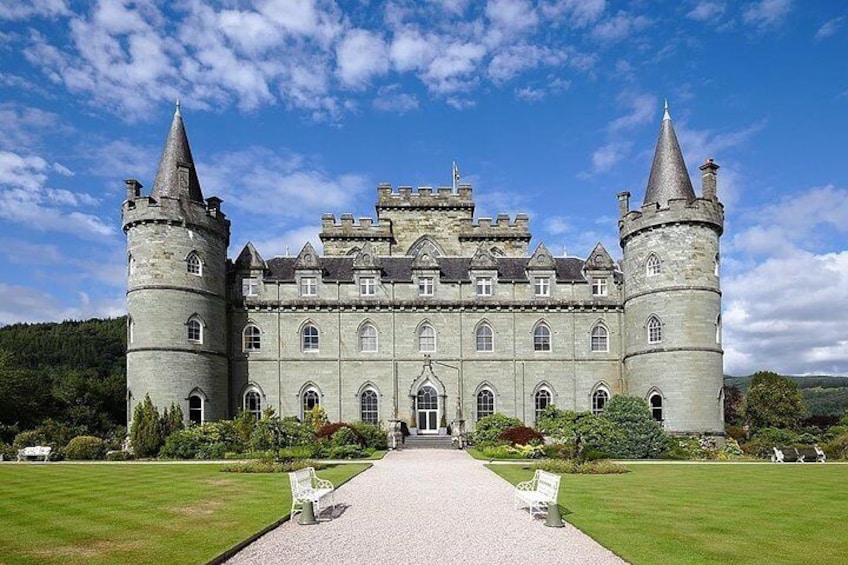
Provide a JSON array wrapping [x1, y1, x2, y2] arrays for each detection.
[[489, 463, 848, 565], [0, 463, 369, 565]]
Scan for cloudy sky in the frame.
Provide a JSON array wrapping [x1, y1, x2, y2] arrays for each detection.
[[0, 0, 845, 376]]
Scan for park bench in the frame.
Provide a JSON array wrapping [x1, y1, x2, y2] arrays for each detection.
[[771, 446, 826, 463], [514, 469, 561, 518], [289, 467, 335, 520], [17, 446, 52, 462]]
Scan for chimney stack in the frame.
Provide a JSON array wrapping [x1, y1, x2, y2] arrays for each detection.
[[699, 159, 720, 201]]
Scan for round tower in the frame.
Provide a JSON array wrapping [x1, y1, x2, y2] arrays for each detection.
[[618, 103, 725, 435], [122, 104, 230, 426]]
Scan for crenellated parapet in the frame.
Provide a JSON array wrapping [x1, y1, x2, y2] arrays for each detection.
[[458, 213, 531, 256], [319, 213, 395, 256], [376, 183, 475, 211], [618, 197, 723, 246]]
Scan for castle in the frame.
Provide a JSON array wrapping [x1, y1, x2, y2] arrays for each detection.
[[123, 103, 725, 437]]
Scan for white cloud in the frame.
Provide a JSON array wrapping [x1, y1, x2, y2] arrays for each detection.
[[373, 85, 419, 113], [591, 141, 631, 173], [0, 0, 69, 20], [540, 0, 606, 28], [742, 0, 792, 30], [591, 11, 650, 43], [487, 44, 565, 83], [389, 29, 437, 72], [814, 17, 843, 41], [485, 0, 538, 35], [248, 224, 325, 260], [0, 283, 124, 326], [336, 29, 390, 88], [0, 103, 65, 152], [422, 41, 487, 94], [687, 2, 726, 22], [609, 93, 657, 131]]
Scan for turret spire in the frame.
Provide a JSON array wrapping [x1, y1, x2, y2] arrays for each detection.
[[643, 101, 695, 207], [150, 104, 204, 203]]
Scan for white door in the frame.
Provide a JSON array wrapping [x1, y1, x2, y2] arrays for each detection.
[[417, 385, 439, 434]]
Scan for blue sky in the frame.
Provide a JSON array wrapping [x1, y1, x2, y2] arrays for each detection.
[[0, 0, 846, 376]]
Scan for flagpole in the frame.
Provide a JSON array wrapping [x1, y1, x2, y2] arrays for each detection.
[[452, 161, 457, 193]]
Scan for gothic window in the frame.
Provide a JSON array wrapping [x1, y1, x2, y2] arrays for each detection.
[[591, 278, 608, 296], [243, 324, 261, 351], [534, 277, 550, 297], [244, 388, 262, 421], [475, 323, 493, 352], [649, 393, 663, 423], [592, 388, 610, 414], [418, 324, 436, 352], [475, 277, 493, 297], [360, 277, 376, 296], [187, 252, 202, 276], [360, 389, 378, 424], [590, 324, 609, 352], [418, 277, 434, 296], [646, 254, 661, 276], [477, 388, 494, 421], [300, 277, 317, 297], [187, 317, 203, 344], [359, 323, 378, 353], [303, 388, 320, 417], [533, 323, 551, 352], [302, 324, 319, 352], [189, 394, 203, 425], [534, 388, 551, 421], [647, 316, 663, 344], [242, 277, 259, 297]]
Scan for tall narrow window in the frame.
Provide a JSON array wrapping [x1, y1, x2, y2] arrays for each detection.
[[716, 315, 722, 345], [187, 317, 203, 343], [360, 389, 378, 424], [477, 389, 494, 421], [590, 324, 608, 352], [475, 277, 492, 297], [647, 316, 662, 344], [303, 389, 320, 417], [646, 254, 661, 276], [128, 317, 134, 345], [714, 252, 720, 277], [591, 278, 608, 296], [128, 253, 135, 276], [534, 388, 551, 421], [243, 324, 261, 351], [534, 277, 550, 297], [418, 324, 435, 352], [300, 277, 317, 297], [359, 324, 378, 353], [244, 389, 262, 420], [475, 324, 493, 352], [189, 394, 203, 425], [187, 252, 202, 276], [649, 393, 663, 422], [533, 323, 551, 351], [418, 277, 434, 296], [302, 324, 319, 352], [592, 389, 609, 414]]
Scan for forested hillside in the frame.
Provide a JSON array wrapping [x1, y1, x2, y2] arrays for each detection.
[[725, 374, 848, 416]]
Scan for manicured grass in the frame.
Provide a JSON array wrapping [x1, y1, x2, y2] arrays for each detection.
[[466, 447, 531, 461], [0, 462, 369, 565], [489, 463, 848, 565]]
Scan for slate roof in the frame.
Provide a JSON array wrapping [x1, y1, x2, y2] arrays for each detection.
[[643, 103, 696, 207], [151, 104, 204, 203]]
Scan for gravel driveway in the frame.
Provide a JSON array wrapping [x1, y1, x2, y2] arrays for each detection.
[[226, 449, 626, 565]]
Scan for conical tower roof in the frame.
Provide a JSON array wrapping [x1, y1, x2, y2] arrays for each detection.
[[643, 102, 696, 207], [151, 102, 204, 203]]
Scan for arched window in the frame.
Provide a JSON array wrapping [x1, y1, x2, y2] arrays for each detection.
[[715, 315, 722, 345], [533, 323, 551, 351], [243, 324, 261, 351], [187, 317, 203, 343], [189, 394, 203, 425], [128, 252, 135, 276], [360, 389, 378, 424], [592, 388, 609, 414], [302, 324, 319, 352], [477, 388, 494, 421], [649, 393, 663, 422], [475, 323, 493, 352], [590, 324, 608, 352], [187, 252, 202, 276], [244, 389, 262, 421], [647, 316, 662, 344], [646, 253, 661, 276], [359, 323, 378, 353], [534, 388, 552, 421], [418, 324, 435, 352], [303, 388, 320, 417]]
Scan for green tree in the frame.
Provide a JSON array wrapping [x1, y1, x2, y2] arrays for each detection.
[[602, 395, 669, 459], [723, 385, 745, 426], [745, 371, 806, 430], [131, 395, 163, 457], [160, 403, 184, 439]]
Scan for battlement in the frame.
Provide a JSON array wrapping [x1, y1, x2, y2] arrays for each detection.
[[376, 183, 475, 210], [458, 213, 531, 241], [122, 193, 230, 241], [619, 197, 724, 243], [319, 213, 394, 240]]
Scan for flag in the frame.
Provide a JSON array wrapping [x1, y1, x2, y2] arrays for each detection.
[[452, 161, 460, 192]]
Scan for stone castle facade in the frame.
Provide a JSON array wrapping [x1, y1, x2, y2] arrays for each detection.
[[123, 104, 725, 436]]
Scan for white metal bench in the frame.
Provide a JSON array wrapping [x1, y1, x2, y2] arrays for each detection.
[[289, 467, 335, 519], [17, 446, 52, 462], [514, 469, 561, 518]]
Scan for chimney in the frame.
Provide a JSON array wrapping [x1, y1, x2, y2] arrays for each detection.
[[699, 159, 720, 201], [617, 191, 631, 218], [125, 179, 142, 200]]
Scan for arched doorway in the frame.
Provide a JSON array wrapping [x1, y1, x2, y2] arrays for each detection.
[[417, 384, 439, 434]]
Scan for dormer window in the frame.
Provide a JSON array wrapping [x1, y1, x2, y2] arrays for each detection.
[[300, 277, 317, 297], [534, 277, 550, 297], [418, 277, 434, 296], [242, 278, 259, 297], [360, 277, 376, 296], [476, 277, 493, 297], [591, 278, 608, 296]]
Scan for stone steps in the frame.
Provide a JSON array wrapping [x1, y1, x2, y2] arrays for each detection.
[[403, 435, 456, 449]]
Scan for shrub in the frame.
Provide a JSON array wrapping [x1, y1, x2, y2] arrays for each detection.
[[822, 431, 848, 460], [234, 410, 257, 444], [12, 419, 85, 457], [349, 421, 388, 450], [319, 444, 371, 459], [65, 435, 105, 460], [305, 405, 329, 431], [131, 394, 164, 458], [533, 459, 629, 475], [542, 442, 575, 460], [498, 426, 544, 446], [279, 417, 316, 447], [742, 427, 803, 458], [105, 450, 134, 461], [602, 395, 670, 459], [316, 423, 364, 446], [536, 405, 580, 441], [278, 445, 317, 459], [220, 459, 326, 473], [725, 424, 746, 441], [160, 403, 184, 438], [471, 413, 523, 445], [0, 442, 16, 460], [160, 421, 242, 459], [716, 438, 744, 461], [249, 417, 288, 452]]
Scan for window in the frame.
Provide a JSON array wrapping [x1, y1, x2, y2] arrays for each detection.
[[243, 324, 261, 351], [189, 394, 203, 425], [535, 388, 551, 421], [418, 324, 436, 352], [714, 252, 720, 277], [360, 389, 378, 424], [475, 277, 492, 297], [646, 254, 661, 276], [360, 277, 376, 296], [128, 317, 134, 345], [591, 278, 608, 296], [187, 317, 203, 343], [128, 253, 135, 276], [716, 315, 722, 345], [242, 277, 259, 297], [649, 393, 663, 422], [359, 324, 378, 353], [300, 277, 317, 297], [533, 323, 551, 351], [302, 324, 319, 352], [418, 277, 434, 296], [187, 252, 202, 276], [590, 324, 608, 352], [303, 389, 320, 417], [592, 389, 609, 414], [477, 389, 494, 421], [244, 389, 262, 420], [534, 277, 550, 297], [647, 316, 662, 344], [475, 324, 493, 352]]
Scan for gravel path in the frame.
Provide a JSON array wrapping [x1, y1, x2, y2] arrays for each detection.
[[226, 449, 626, 565]]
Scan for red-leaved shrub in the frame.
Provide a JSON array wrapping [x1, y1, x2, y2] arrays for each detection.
[[498, 426, 543, 446], [316, 422, 363, 444]]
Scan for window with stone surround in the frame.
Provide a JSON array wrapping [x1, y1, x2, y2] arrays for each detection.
[[534, 388, 551, 421], [591, 278, 608, 296], [242, 277, 259, 297], [359, 323, 378, 353], [418, 277, 434, 296], [302, 324, 319, 352], [590, 324, 608, 352], [360, 277, 376, 296], [477, 388, 494, 421], [189, 394, 203, 425], [360, 389, 378, 424], [303, 388, 320, 417], [244, 388, 262, 421], [475, 323, 493, 352], [475, 277, 493, 297], [187, 252, 202, 276], [533, 322, 551, 351], [418, 324, 436, 352], [243, 324, 261, 351], [187, 316, 203, 344], [592, 388, 609, 414], [300, 277, 317, 297], [534, 277, 550, 297], [646, 253, 661, 276], [647, 316, 662, 344], [649, 392, 663, 422]]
